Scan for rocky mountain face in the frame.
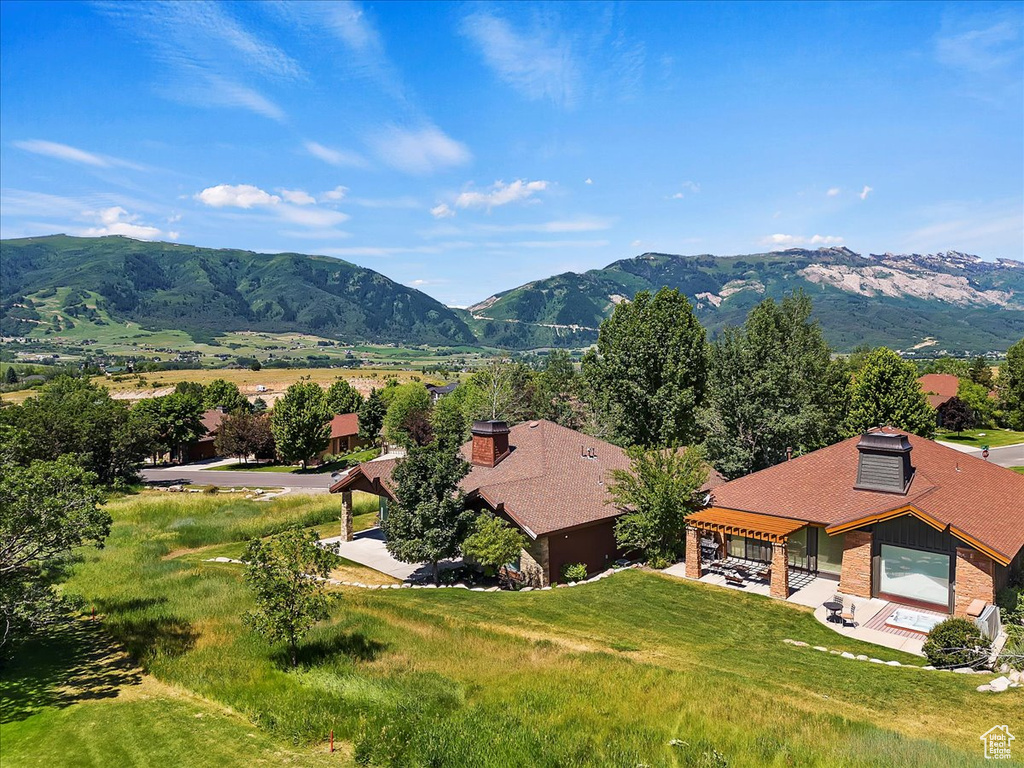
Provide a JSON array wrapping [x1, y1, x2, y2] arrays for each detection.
[[466, 248, 1024, 353]]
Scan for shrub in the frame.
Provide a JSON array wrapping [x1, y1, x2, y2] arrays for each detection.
[[996, 585, 1024, 628], [922, 617, 991, 669], [561, 562, 588, 582], [204, 485, 219, 494]]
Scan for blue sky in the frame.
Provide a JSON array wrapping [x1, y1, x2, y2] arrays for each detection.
[[1, 1, 1022, 306]]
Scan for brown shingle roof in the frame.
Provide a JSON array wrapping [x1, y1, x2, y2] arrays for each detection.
[[917, 373, 959, 409], [331, 420, 725, 538], [197, 408, 226, 441], [329, 413, 359, 439], [710, 427, 1024, 564]]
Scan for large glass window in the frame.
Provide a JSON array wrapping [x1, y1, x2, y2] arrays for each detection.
[[817, 530, 844, 575], [728, 535, 745, 559], [878, 544, 950, 606], [788, 527, 809, 570]]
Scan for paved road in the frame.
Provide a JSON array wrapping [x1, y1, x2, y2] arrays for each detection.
[[141, 466, 334, 491], [937, 440, 1024, 469]]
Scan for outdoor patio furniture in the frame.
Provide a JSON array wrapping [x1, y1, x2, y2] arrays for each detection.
[[840, 603, 855, 627], [823, 600, 843, 623], [725, 573, 745, 587]]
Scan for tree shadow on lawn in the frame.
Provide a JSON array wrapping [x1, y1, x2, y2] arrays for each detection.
[[274, 631, 387, 668], [92, 596, 199, 666], [0, 616, 143, 724]]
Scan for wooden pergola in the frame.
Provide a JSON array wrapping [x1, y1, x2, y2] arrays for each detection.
[[684, 507, 809, 599]]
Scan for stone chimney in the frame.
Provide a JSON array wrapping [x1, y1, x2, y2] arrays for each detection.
[[471, 420, 511, 468], [854, 431, 914, 494]]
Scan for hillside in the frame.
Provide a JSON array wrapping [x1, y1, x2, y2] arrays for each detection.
[[0, 235, 475, 346], [467, 248, 1024, 353]]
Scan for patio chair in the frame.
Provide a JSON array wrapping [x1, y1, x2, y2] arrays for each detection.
[[840, 602, 856, 627], [725, 573, 745, 587]]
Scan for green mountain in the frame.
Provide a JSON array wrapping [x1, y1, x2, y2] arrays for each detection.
[[466, 248, 1024, 353], [0, 235, 475, 346]]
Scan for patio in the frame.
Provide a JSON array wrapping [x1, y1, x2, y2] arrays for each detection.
[[320, 527, 465, 582]]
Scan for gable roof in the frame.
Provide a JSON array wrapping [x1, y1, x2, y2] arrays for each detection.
[[331, 419, 725, 538], [329, 413, 359, 439], [917, 373, 959, 409], [709, 427, 1024, 565], [198, 408, 226, 441]]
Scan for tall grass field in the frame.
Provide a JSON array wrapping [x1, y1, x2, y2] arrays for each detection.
[[2, 492, 1019, 767]]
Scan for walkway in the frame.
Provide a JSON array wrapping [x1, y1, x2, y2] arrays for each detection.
[[320, 527, 464, 581], [663, 559, 926, 655]]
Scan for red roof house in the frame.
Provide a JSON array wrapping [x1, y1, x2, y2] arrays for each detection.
[[688, 427, 1024, 615], [330, 419, 724, 586], [917, 373, 960, 409]]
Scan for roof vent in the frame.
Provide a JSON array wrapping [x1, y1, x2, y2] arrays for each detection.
[[854, 432, 914, 494]]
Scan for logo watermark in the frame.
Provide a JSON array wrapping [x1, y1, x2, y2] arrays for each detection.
[[980, 726, 1015, 760]]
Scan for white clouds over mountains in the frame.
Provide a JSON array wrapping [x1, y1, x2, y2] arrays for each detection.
[[194, 183, 349, 235]]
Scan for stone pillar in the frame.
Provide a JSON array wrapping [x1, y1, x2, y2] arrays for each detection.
[[770, 540, 789, 599], [684, 525, 702, 579], [520, 536, 550, 587], [954, 547, 996, 617], [839, 531, 872, 598], [340, 491, 354, 542]]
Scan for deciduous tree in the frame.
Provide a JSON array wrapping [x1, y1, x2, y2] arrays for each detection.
[[271, 381, 331, 469], [382, 442, 473, 583], [998, 338, 1024, 430], [203, 378, 251, 413], [325, 378, 364, 415], [358, 388, 387, 445], [462, 513, 526, 578], [582, 288, 708, 448], [956, 380, 995, 428], [700, 293, 849, 478], [940, 397, 974, 436], [242, 528, 336, 668], [968, 356, 994, 389], [607, 445, 709, 568], [216, 411, 275, 463], [844, 348, 935, 437], [383, 383, 432, 449], [0, 435, 107, 654]]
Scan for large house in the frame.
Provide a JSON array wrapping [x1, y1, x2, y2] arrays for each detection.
[[917, 373, 960, 410], [181, 408, 227, 463], [687, 427, 1024, 617], [330, 419, 724, 586], [323, 413, 366, 457]]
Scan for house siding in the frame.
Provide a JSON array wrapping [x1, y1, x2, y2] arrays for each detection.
[[546, 519, 620, 583]]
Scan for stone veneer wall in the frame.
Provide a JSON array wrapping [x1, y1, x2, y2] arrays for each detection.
[[839, 530, 873, 598], [520, 536, 550, 587], [685, 526, 702, 579], [954, 547, 997, 617]]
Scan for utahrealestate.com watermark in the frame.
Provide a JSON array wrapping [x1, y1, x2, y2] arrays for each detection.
[[980, 726, 1015, 760]]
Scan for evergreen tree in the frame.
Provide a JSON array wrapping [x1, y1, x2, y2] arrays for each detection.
[[270, 381, 331, 469], [325, 378, 364, 415], [844, 348, 935, 437], [582, 288, 708, 448], [968, 356, 994, 389], [381, 441, 473, 583], [3, 367, 17, 385], [701, 293, 849, 478]]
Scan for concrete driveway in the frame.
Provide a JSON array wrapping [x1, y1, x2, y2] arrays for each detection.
[[320, 528, 464, 582]]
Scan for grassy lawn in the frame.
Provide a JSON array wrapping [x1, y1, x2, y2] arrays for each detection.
[[207, 450, 379, 475], [935, 428, 1024, 448], [3, 493, 1019, 767], [1011, 467, 1024, 475]]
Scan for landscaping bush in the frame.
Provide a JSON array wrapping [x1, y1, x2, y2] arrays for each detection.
[[922, 617, 991, 669], [561, 562, 588, 582], [996, 585, 1024, 628]]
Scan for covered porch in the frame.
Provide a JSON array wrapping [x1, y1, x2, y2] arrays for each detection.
[[683, 507, 814, 599]]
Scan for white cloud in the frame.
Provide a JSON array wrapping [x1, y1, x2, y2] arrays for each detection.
[[320, 186, 349, 202], [350, 196, 420, 209], [431, 203, 455, 219], [275, 205, 349, 228], [474, 217, 613, 234], [460, 11, 581, 106], [761, 233, 844, 247], [827, 187, 841, 197], [670, 193, 685, 200], [369, 125, 471, 174], [304, 141, 368, 168], [195, 184, 280, 208], [14, 139, 148, 171], [667, 181, 700, 200], [936, 16, 1022, 73], [81, 206, 171, 240], [584, 178, 593, 185], [455, 179, 549, 210], [279, 188, 316, 205], [859, 185, 873, 200]]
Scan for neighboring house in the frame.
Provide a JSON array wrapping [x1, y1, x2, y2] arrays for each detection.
[[917, 373, 960, 410], [330, 419, 724, 586], [323, 413, 367, 456], [688, 427, 1024, 617], [181, 408, 227, 463], [425, 382, 458, 403]]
